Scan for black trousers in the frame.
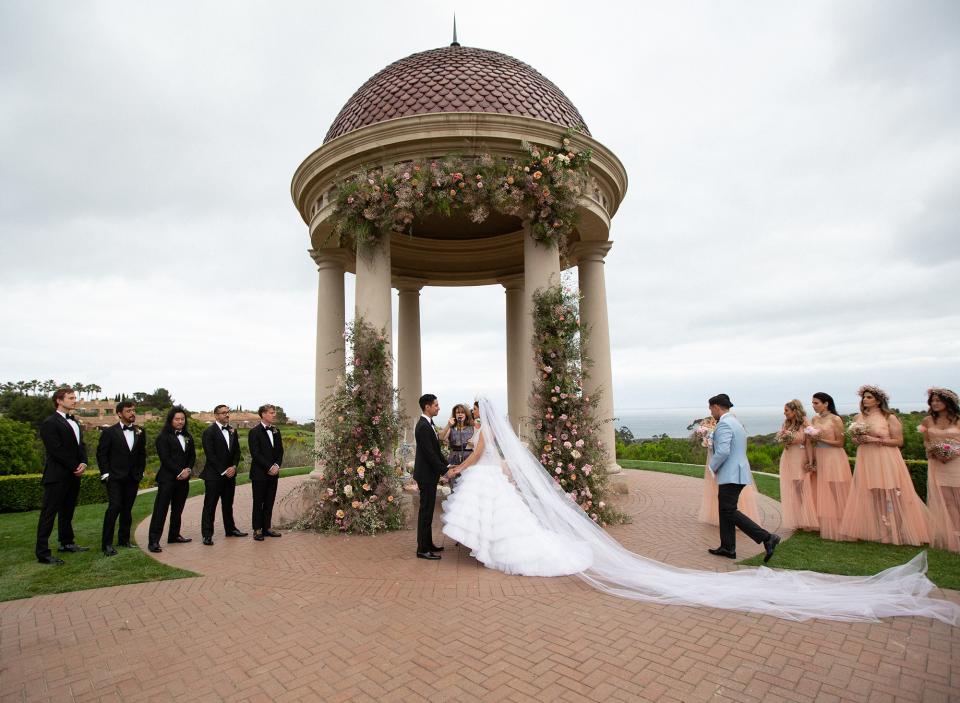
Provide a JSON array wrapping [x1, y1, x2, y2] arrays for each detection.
[[34, 476, 81, 560], [148, 480, 190, 544], [251, 479, 278, 532], [718, 482, 770, 551], [415, 478, 438, 553], [102, 476, 140, 548], [201, 478, 237, 538]]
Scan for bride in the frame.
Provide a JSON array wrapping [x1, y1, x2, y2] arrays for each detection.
[[441, 397, 960, 625]]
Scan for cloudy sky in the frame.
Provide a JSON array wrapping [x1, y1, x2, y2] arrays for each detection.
[[2, 1, 958, 422]]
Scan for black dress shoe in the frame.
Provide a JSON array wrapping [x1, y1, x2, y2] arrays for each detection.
[[416, 551, 441, 560], [167, 535, 192, 544], [38, 556, 65, 565], [708, 547, 737, 559], [225, 529, 248, 537], [148, 543, 163, 553], [58, 543, 89, 553], [103, 545, 118, 556], [253, 531, 265, 541], [202, 537, 214, 546], [763, 534, 781, 563], [429, 545, 444, 552], [264, 529, 281, 538]]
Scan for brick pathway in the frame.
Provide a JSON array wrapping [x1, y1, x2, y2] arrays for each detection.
[[1, 471, 957, 702]]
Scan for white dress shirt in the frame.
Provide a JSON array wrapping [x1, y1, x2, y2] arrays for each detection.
[[58, 410, 80, 444], [176, 432, 186, 451], [217, 422, 231, 475], [262, 422, 274, 447], [121, 424, 135, 451]]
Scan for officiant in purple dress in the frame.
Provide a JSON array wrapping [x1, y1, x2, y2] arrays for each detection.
[[439, 404, 475, 468]]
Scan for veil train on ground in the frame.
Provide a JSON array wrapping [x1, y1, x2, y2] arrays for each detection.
[[476, 396, 960, 625]]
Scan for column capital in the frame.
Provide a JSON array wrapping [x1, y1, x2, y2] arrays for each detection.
[[497, 273, 525, 291], [568, 240, 613, 265], [309, 247, 350, 271], [393, 276, 427, 293]]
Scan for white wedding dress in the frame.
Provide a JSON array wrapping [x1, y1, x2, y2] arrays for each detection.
[[442, 397, 960, 625], [441, 432, 593, 576]]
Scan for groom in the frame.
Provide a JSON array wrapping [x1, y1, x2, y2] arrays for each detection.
[[413, 393, 449, 560], [707, 394, 780, 562]]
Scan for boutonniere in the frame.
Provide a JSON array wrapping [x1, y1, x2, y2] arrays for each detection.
[[134, 426, 143, 437], [270, 426, 280, 435]]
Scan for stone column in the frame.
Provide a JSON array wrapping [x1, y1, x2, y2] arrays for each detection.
[[309, 247, 348, 471], [522, 223, 561, 439], [354, 234, 393, 348], [395, 277, 425, 442], [570, 241, 620, 474], [499, 274, 526, 431]]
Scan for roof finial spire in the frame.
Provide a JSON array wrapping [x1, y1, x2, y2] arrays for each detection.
[[451, 14, 460, 47]]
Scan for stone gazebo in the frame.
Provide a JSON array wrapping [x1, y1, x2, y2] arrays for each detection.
[[290, 43, 627, 469]]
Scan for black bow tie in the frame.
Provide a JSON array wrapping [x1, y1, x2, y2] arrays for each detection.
[[64, 414, 76, 422], [175, 430, 183, 436], [123, 426, 135, 432], [223, 425, 232, 432]]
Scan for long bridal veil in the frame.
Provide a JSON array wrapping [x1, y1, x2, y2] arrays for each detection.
[[476, 397, 959, 624]]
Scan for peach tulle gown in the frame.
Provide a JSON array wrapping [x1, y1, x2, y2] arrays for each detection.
[[812, 416, 853, 541], [778, 428, 819, 531], [926, 424, 960, 552], [839, 413, 930, 546], [698, 448, 761, 526]]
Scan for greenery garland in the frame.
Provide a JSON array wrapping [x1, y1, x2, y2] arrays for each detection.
[[530, 285, 625, 526], [291, 319, 405, 534], [331, 130, 592, 251]]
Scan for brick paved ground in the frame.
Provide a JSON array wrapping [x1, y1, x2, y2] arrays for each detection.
[[1, 471, 957, 702]]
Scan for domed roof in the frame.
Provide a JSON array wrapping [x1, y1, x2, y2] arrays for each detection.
[[323, 45, 590, 144]]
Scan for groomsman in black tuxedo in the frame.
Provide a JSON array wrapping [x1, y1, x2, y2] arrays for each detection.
[[97, 401, 147, 556], [147, 405, 196, 553], [248, 404, 284, 541], [200, 405, 246, 545], [413, 393, 449, 559], [35, 387, 90, 564]]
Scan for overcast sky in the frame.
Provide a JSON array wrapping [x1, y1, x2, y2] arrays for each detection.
[[2, 1, 958, 421]]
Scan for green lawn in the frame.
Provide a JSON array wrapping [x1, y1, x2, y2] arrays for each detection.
[[0, 466, 312, 602], [620, 459, 960, 591]]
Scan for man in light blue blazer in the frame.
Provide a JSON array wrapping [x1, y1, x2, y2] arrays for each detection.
[[707, 394, 780, 562]]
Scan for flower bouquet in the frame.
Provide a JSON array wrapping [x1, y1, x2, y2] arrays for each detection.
[[694, 423, 714, 448], [775, 429, 796, 446], [847, 421, 870, 443], [929, 441, 960, 463]]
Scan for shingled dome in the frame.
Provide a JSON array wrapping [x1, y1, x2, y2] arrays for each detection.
[[323, 45, 590, 144]]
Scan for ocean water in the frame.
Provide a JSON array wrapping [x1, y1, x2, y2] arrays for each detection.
[[615, 403, 928, 439]]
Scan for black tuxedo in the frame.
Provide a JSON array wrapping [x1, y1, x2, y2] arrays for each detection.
[[200, 423, 242, 538], [413, 416, 448, 553], [248, 424, 284, 532], [97, 423, 147, 548], [35, 412, 88, 559], [149, 429, 196, 544]]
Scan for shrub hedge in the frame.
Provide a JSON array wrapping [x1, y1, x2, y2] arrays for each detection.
[[0, 471, 107, 512]]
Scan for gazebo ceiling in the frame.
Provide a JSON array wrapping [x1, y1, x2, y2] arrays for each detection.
[[324, 45, 589, 144]]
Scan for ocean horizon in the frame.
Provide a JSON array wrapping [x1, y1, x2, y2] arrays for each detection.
[[614, 403, 929, 439]]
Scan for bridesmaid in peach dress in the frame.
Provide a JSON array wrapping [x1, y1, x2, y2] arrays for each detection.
[[696, 416, 761, 525], [810, 392, 853, 541], [839, 385, 930, 545], [922, 387, 960, 552], [776, 400, 819, 530]]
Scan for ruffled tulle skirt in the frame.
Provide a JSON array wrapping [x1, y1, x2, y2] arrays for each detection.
[[779, 445, 819, 531], [698, 466, 761, 526], [839, 445, 930, 546], [441, 463, 593, 576], [815, 444, 854, 541], [928, 457, 960, 552]]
